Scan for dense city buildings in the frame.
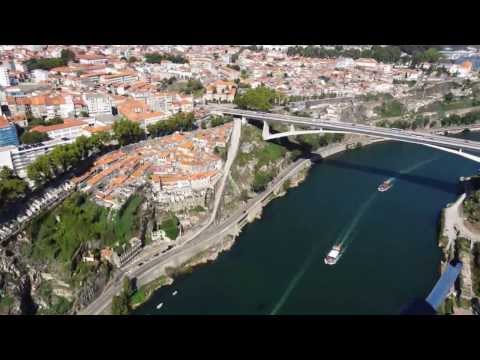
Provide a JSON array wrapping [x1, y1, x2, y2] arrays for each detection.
[[2, 44, 480, 316], [73, 123, 231, 210]]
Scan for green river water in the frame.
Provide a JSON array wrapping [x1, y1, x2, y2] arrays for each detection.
[[133, 132, 480, 315]]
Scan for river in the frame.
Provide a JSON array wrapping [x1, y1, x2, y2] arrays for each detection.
[[133, 133, 480, 315]]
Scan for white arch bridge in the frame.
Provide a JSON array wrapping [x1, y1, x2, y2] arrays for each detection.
[[209, 106, 480, 163]]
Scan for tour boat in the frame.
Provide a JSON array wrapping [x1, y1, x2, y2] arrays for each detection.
[[324, 245, 342, 265], [156, 302, 163, 309], [172, 290, 178, 296], [378, 179, 393, 192]]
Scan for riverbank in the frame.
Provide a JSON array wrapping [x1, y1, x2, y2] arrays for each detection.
[[438, 189, 480, 315], [127, 135, 386, 312]]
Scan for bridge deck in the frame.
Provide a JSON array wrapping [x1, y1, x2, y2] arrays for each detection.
[[211, 106, 480, 155]]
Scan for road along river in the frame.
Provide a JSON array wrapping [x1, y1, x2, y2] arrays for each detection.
[[133, 133, 480, 315]]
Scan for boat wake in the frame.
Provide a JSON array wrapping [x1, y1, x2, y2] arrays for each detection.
[[336, 157, 438, 255], [270, 243, 323, 315], [270, 193, 378, 315], [269, 156, 438, 315], [335, 192, 378, 252], [401, 157, 438, 175], [387, 157, 438, 186]]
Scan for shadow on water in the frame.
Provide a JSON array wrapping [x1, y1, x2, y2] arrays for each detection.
[[318, 158, 460, 195]]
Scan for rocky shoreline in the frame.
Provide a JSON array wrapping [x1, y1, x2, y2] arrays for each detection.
[[437, 185, 480, 315]]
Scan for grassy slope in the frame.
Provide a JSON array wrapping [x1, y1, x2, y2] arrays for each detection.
[[27, 192, 144, 268]]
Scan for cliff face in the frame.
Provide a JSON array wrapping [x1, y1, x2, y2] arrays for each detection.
[[0, 254, 37, 315], [220, 123, 297, 219]]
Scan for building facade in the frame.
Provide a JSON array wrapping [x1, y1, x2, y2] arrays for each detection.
[[83, 93, 113, 116], [0, 138, 75, 177], [0, 66, 10, 87]]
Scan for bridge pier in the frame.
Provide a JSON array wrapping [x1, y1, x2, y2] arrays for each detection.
[[262, 120, 349, 141]]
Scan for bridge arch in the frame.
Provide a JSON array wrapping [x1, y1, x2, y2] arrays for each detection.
[[261, 120, 480, 163]]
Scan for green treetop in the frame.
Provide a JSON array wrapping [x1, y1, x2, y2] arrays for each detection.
[[112, 118, 145, 146], [234, 86, 284, 111]]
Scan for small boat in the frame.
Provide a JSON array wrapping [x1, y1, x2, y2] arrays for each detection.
[[156, 302, 163, 309], [324, 245, 342, 265], [378, 179, 393, 192], [172, 290, 178, 296]]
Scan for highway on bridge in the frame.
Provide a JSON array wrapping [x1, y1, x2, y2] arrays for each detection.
[[210, 106, 480, 155]]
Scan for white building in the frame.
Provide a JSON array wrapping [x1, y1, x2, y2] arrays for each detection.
[[13, 61, 27, 73], [83, 93, 113, 116], [355, 58, 378, 69], [77, 54, 109, 65], [146, 93, 173, 113], [335, 57, 355, 69], [448, 61, 474, 78], [0, 66, 11, 87], [32, 69, 49, 83], [30, 118, 90, 140], [262, 45, 292, 52], [0, 138, 75, 178]]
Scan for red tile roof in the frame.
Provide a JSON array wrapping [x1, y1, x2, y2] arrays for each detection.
[[0, 115, 10, 129], [30, 118, 87, 133]]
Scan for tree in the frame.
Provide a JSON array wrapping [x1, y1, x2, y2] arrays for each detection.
[[144, 52, 188, 64], [0, 167, 28, 210], [234, 86, 283, 111], [23, 57, 67, 71], [286, 45, 404, 64], [444, 92, 454, 103], [123, 277, 135, 298], [112, 118, 145, 146], [26, 131, 112, 186], [88, 131, 111, 151], [210, 115, 232, 127], [28, 153, 57, 184], [21, 131, 50, 144], [412, 47, 442, 66], [49, 146, 72, 173], [48, 116, 64, 125], [60, 49, 76, 63], [227, 64, 240, 71], [147, 112, 196, 137], [111, 294, 129, 315], [74, 135, 92, 160], [252, 170, 274, 192], [180, 79, 204, 95]]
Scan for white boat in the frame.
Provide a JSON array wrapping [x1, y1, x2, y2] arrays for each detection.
[[172, 290, 178, 296], [378, 179, 393, 192], [156, 302, 163, 309], [324, 245, 342, 265]]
